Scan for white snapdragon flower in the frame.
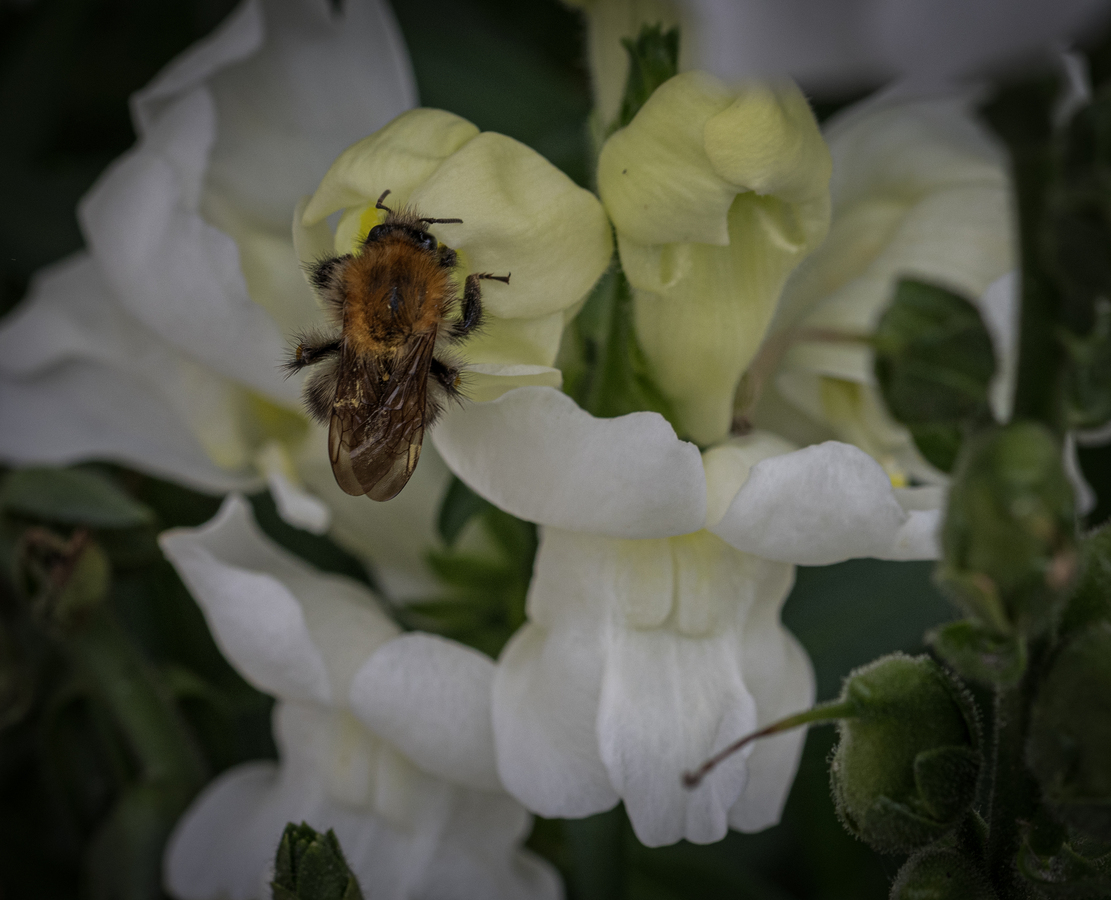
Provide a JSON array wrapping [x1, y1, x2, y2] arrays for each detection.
[[0, 0, 612, 600], [761, 94, 1017, 485], [597, 71, 832, 446], [0, 0, 441, 594], [159, 495, 561, 900], [430, 386, 940, 847]]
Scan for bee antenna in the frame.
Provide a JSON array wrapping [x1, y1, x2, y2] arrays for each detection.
[[421, 217, 463, 225], [375, 190, 393, 213]]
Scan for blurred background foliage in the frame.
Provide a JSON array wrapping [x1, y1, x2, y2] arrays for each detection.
[[1, 1, 1110, 898]]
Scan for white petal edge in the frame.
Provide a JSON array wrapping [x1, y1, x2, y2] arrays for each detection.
[[432, 386, 707, 538], [710, 440, 940, 564], [159, 495, 331, 703]]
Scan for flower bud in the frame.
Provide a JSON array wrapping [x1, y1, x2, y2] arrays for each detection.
[[830, 654, 981, 854], [938, 421, 1077, 637], [890, 846, 998, 900], [271, 822, 364, 900], [1027, 621, 1111, 842]]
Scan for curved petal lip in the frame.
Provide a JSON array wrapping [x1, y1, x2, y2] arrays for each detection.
[[710, 440, 939, 564]]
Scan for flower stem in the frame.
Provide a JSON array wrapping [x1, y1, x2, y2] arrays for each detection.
[[985, 641, 1044, 897], [683, 699, 855, 789]]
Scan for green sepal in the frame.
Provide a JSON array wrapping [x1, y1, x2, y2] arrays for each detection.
[[272, 822, 364, 900], [1027, 622, 1111, 842], [927, 620, 1028, 688], [616, 23, 680, 130], [1018, 837, 1111, 898], [914, 745, 983, 823], [873, 279, 996, 472], [890, 846, 999, 900], [0, 466, 154, 529]]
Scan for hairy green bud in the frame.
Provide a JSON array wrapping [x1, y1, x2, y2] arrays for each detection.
[[938, 421, 1077, 637], [1027, 622, 1111, 842], [831, 654, 982, 854], [890, 846, 998, 900], [272, 822, 364, 900]]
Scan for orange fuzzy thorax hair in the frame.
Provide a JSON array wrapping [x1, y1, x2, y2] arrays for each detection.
[[341, 238, 455, 354]]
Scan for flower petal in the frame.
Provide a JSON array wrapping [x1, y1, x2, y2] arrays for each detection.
[[160, 495, 399, 702], [493, 622, 619, 818], [493, 529, 618, 816], [728, 560, 814, 832], [702, 432, 797, 528], [409, 132, 614, 321], [627, 176, 827, 444], [431, 386, 707, 538], [350, 632, 502, 792], [597, 625, 756, 847], [598, 71, 737, 247], [79, 88, 296, 404], [302, 108, 480, 226], [163, 761, 288, 900], [703, 81, 832, 208], [710, 440, 940, 564], [0, 254, 257, 490], [426, 792, 562, 900], [203, 0, 417, 229]]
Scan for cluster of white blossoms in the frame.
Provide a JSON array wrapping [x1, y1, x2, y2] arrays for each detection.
[[0, 0, 1051, 896]]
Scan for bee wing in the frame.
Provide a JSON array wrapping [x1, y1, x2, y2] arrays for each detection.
[[328, 331, 436, 501]]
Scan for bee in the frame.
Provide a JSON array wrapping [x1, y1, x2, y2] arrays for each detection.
[[284, 190, 510, 501]]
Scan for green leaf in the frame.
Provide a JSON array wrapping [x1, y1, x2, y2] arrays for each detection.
[[0, 467, 154, 529], [927, 620, 1028, 688], [873, 280, 996, 472], [437, 477, 494, 547], [617, 23, 680, 130]]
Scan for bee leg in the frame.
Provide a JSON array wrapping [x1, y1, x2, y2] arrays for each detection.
[[451, 272, 510, 340], [308, 255, 351, 322], [303, 359, 340, 425], [430, 357, 463, 397], [283, 331, 342, 375]]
